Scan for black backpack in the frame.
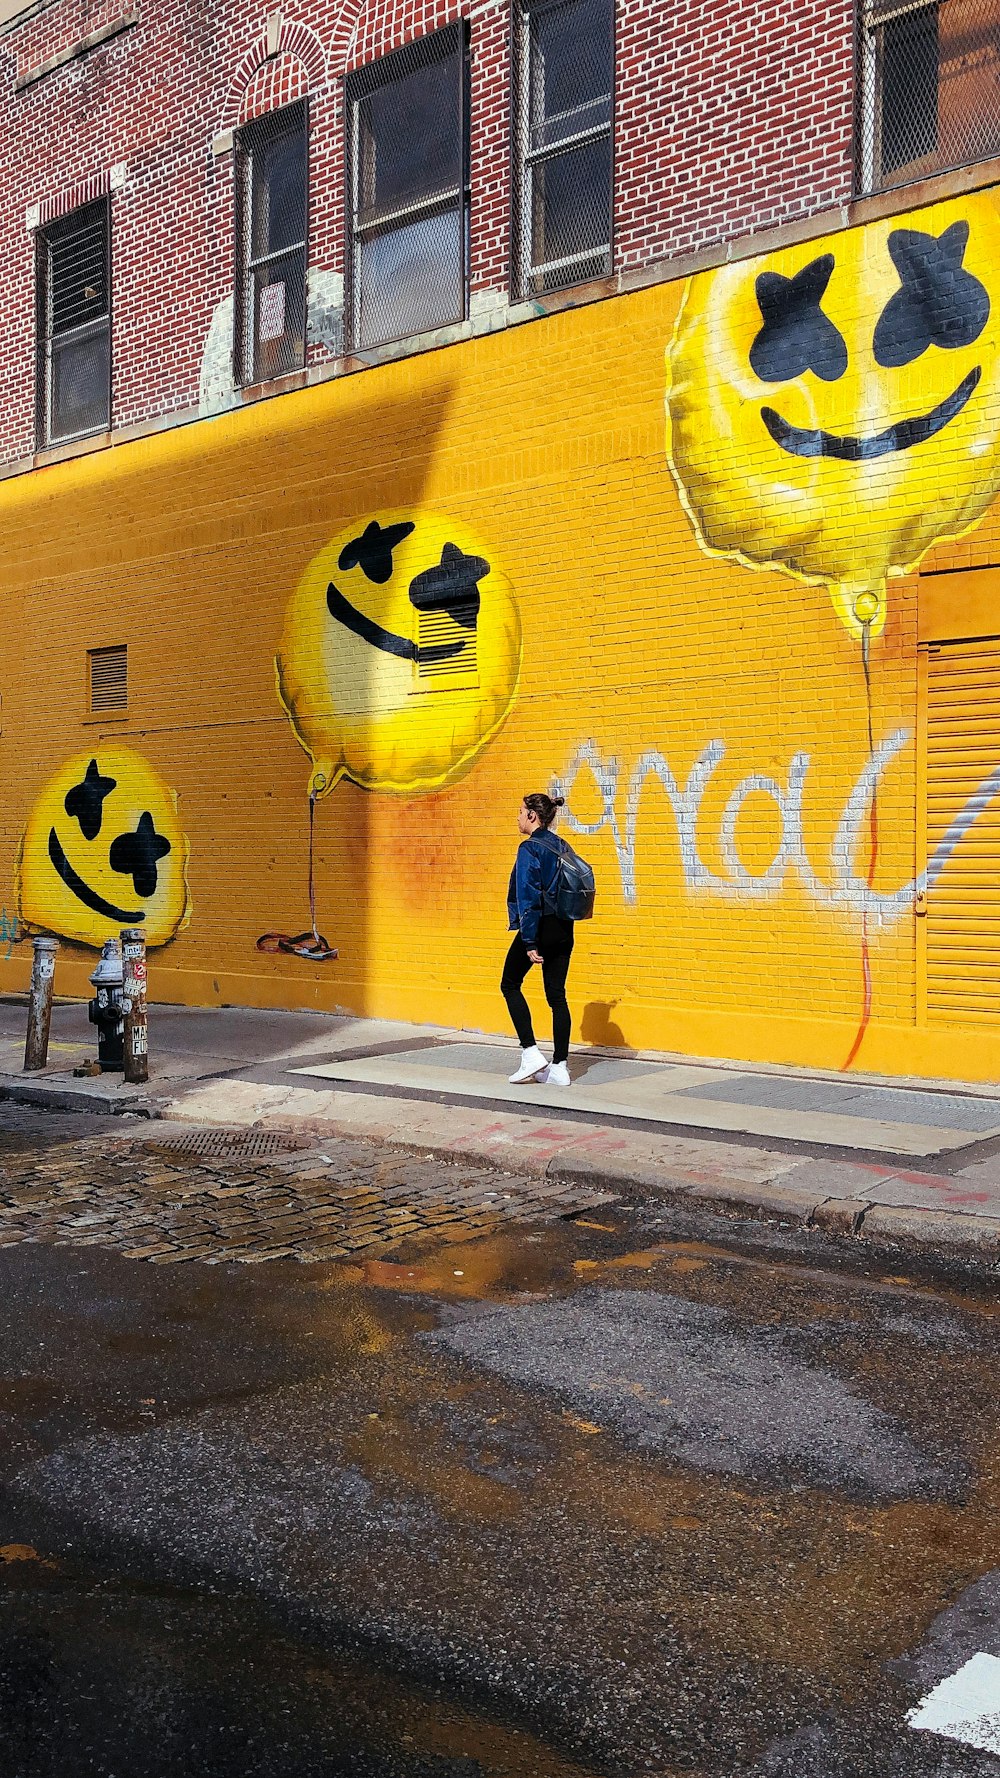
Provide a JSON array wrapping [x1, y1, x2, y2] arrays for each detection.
[[535, 830, 596, 923]]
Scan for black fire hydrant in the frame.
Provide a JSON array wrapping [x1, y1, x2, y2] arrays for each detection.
[[88, 938, 125, 1072]]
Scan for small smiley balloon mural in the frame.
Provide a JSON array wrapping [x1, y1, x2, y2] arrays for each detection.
[[18, 747, 191, 948], [266, 510, 521, 957], [666, 191, 1000, 642]]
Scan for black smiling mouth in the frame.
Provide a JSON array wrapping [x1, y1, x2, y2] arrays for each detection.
[[761, 365, 981, 461], [326, 583, 466, 664], [48, 829, 143, 923]]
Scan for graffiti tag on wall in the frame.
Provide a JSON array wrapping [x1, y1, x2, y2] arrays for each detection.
[[555, 733, 1000, 924]]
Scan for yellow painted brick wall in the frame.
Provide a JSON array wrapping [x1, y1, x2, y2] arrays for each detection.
[[2, 182, 1000, 1080]]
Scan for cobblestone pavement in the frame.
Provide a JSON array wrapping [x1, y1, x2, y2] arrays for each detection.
[[0, 1127, 618, 1264]]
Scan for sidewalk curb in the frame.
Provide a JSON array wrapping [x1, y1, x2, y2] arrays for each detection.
[[1, 1069, 998, 1269], [250, 1120, 1000, 1269], [0, 1075, 161, 1119]]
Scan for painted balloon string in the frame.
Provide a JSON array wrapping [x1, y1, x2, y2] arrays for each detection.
[[256, 787, 339, 961], [842, 616, 878, 1070]]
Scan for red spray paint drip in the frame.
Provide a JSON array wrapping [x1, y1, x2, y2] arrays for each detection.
[[843, 621, 878, 1072]]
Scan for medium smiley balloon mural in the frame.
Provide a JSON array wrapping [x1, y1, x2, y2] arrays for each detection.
[[267, 510, 521, 956], [18, 747, 191, 948], [666, 191, 1000, 642]]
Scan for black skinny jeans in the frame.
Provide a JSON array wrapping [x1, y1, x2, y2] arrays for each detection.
[[501, 915, 575, 1063]]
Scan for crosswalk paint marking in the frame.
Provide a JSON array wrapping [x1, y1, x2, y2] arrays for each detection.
[[907, 1652, 1000, 1753]]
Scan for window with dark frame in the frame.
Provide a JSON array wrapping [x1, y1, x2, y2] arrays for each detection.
[[859, 0, 1000, 192], [234, 100, 308, 386], [346, 24, 470, 351], [513, 0, 614, 299], [36, 198, 111, 449]]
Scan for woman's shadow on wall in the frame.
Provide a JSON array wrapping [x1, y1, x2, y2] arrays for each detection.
[[578, 999, 636, 1057]]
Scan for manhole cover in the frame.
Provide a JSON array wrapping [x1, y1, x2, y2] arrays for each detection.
[[145, 1130, 305, 1160]]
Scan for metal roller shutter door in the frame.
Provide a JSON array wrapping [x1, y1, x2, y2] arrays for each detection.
[[926, 638, 1000, 1024]]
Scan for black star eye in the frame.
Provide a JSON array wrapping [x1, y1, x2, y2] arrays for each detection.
[[64, 758, 116, 841], [750, 254, 848, 384], [337, 519, 415, 584], [109, 812, 171, 899], [408, 543, 489, 630], [873, 221, 990, 369]]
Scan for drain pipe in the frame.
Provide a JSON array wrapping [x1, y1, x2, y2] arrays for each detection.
[[121, 928, 148, 1085], [24, 935, 58, 1072]]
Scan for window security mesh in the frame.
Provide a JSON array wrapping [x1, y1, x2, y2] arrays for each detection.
[[37, 199, 111, 448], [234, 101, 308, 385], [858, 0, 1000, 192], [512, 0, 614, 299], [88, 645, 127, 713], [346, 24, 469, 351]]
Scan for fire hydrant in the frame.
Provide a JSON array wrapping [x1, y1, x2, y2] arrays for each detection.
[[88, 937, 125, 1072]]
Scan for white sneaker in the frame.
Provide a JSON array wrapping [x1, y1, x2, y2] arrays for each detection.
[[509, 1045, 547, 1083], [544, 1061, 571, 1087]]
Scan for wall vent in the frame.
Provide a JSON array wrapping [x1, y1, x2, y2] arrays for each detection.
[[88, 644, 127, 712], [415, 614, 477, 685]]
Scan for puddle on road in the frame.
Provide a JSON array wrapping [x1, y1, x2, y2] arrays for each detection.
[[292, 1218, 1000, 1738], [0, 1551, 594, 1778], [6, 1196, 1000, 1774]]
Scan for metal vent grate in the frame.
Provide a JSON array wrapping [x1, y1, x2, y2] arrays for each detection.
[[88, 644, 127, 713], [416, 611, 478, 681], [145, 1130, 308, 1160]]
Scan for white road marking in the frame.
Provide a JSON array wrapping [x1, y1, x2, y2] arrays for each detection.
[[907, 1652, 1000, 1752]]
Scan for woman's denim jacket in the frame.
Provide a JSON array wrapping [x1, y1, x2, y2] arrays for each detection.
[[507, 831, 570, 948]]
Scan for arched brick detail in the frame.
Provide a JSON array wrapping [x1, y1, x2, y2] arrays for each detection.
[[222, 16, 328, 130], [327, 0, 367, 73], [238, 53, 310, 123], [329, 0, 468, 78]]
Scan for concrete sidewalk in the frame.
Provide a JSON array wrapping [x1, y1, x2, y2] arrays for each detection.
[[1, 994, 1000, 1262]]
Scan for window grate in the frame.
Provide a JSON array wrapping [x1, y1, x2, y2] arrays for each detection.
[[858, 0, 1000, 193], [37, 198, 111, 448], [234, 100, 309, 386], [88, 645, 127, 713], [512, 0, 614, 299], [346, 23, 470, 351]]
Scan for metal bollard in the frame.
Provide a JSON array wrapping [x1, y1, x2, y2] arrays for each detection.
[[24, 935, 58, 1072], [120, 928, 148, 1085]]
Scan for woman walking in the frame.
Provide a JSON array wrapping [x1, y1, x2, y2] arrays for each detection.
[[502, 792, 575, 1087]]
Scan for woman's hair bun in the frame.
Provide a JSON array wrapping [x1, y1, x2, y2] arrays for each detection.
[[522, 790, 564, 827]]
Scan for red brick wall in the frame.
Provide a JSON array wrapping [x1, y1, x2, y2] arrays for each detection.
[[614, 0, 855, 266], [0, 0, 856, 466]]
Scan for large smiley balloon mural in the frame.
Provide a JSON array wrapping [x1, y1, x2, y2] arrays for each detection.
[[666, 191, 1000, 643], [18, 747, 191, 949], [666, 191, 1000, 1066], [266, 509, 521, 956]]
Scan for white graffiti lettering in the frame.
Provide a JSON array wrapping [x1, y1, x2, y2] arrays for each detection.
[[553, 728, 1000, 923]]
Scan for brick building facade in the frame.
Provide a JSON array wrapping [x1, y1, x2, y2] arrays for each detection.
[[2, 0, 1000, 1083], [0, 0, 863, 465]]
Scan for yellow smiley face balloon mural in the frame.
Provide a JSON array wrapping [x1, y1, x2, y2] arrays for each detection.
[[276, 510, 521, 795], [18, 747, 191, 948], [666, 192, 1000, 640]]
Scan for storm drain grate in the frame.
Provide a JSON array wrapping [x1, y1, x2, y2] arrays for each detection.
[[145, 1130, 306, 1160]]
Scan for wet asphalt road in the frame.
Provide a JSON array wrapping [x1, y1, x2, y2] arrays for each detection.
[[1, 1108, 1000, 1775]]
